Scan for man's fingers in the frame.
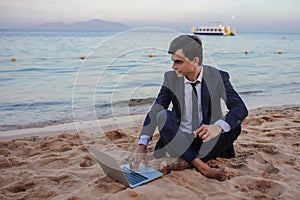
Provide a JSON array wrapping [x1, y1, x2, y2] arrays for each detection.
[[194, 126, 202, 137], [132, 153, 147, 171], [130, 155, 137, 170], [144, 155, 149, 167], [130, 154, 139, 171], [129, 154, 136, 169], [200, 129, 207, 137], [193, 131, 197, 138], [129, 159, 133, 169], [196, 128, 207, 138], [194, 125, 209, 138], [203, 135, 210, 142], [130, 145, 148, 171], [133, 155, 141, 171]]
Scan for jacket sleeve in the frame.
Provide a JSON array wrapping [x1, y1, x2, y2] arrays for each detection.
[[220, 71, 248, 130], [139, 72, 172, 139]]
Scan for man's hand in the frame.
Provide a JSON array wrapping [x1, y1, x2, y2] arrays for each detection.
[[194, 124, 222, 142], [129, 144, 148, 171]]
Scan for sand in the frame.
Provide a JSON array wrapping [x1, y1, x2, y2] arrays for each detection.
[[0, 105, 299, 200]]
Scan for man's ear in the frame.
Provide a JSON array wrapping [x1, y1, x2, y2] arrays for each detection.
[[193, 57, 200, 66]]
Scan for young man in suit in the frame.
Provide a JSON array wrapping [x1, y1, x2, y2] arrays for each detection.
[[130, 35, 248, 181]]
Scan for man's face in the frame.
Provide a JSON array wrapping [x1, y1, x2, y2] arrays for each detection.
[[171, 49, 195, 78]]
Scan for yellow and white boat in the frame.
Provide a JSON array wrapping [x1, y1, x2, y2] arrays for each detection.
[[191, 24, 235, 36]]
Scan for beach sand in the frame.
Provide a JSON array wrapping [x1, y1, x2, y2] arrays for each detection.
[[0, 105, 299, 199]]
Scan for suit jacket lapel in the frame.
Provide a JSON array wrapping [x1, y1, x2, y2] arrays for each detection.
[[174, 77, 185, 116], [201, 67, 211, 124]]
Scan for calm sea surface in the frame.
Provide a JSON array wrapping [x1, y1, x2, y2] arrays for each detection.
[[0, 29, 299, 131]]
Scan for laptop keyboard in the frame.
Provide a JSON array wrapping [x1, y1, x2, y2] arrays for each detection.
[[123, 171, 148, 185]]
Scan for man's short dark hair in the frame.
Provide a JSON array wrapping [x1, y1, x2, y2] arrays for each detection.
[[168, 35, 203, 65]]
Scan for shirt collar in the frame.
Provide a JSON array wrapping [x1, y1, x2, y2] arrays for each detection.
[[184, 65, 203, 84]]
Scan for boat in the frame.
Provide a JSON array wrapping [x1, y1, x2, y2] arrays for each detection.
[[191, 24, 235, 36]]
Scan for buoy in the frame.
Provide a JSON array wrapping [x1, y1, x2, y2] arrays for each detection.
[[244, 51, 248, 55], [80, 56, 85, 60], [11, 57, 16, 61], [148, 54, 153, 58], [278, 51, 282, 55]]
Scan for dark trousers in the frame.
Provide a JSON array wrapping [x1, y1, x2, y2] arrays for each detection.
[[153, 110, 241, 163]]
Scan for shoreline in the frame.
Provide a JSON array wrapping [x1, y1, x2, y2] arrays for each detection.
[[1, 104, 299, 140], [0, 114, 145, 141]]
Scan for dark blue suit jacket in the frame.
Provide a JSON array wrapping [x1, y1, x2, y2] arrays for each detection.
[[140, 65, 248, 139]]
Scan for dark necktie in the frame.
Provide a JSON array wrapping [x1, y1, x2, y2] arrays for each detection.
[[190, 81, 199, 132]]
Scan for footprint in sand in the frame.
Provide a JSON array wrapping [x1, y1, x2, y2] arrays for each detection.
[[0, 149, 11, 157], [234, 177, 286, 198], [36, 157, 70, 169], [104, 130, 138, 151], [92, 176, 125, 195], [252, 152, 279, 174], [253, 143, 279, 155], [47, 175, 70, 184], [244, 116, 264, 126], [261, 115, 277, 122], [79, 155, 95, 167], [5, 181, 35, 193], [105, 130, 127, 141], [0, 156, 13, 168]]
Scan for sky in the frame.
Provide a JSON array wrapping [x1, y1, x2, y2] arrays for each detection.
[[0, 0, 299, 33]]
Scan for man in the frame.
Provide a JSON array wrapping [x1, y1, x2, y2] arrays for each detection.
[[130, 35, 248, 181]]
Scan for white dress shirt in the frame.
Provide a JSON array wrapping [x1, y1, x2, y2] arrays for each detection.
[[139, 68, 231, 146]]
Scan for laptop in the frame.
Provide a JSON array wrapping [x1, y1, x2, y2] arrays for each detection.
[[88, 146, 163, 188]]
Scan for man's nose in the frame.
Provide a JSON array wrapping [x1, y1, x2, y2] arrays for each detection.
[[172, 63, 177, 69]]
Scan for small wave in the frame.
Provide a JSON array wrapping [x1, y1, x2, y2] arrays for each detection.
[[54, 70, 77, 74], [0, 77, 14, 81], [0, 118, 72, 132], [95, 97, 155, 108], [0, 67, 51, 74], [239, 90, 263, 95], [1, 101, 70, 111], [17, 68, 48, 72], [128, 98, 156, 106]]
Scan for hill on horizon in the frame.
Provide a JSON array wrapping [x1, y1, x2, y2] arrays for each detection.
[[28, 19, 129, 31]]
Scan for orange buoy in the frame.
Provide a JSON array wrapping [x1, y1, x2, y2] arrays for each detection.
[[11, 57, 17, 61], [80, 56, 85, 60], [148, 54, 153, 58]]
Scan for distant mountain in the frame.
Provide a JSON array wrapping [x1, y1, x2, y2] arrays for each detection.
[[28, 19, 129, 31]]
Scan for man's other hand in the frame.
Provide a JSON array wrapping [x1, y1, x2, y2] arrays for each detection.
[[194, 124, 222, 142]]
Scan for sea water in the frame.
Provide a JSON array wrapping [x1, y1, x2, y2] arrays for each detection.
[[0, 29, 299, 131]]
